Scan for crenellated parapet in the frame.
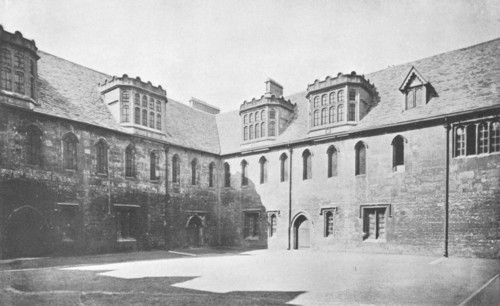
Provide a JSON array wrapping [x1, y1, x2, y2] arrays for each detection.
[[0, 25, 39, 59], [98, 74, 166, 98], [306, 71, 376, 97]]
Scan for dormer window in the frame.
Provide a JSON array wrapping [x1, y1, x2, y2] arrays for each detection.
[[400, 66, 436, 111]]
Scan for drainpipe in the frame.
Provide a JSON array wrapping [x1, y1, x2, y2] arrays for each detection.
[[287, 145, 293, 250], [444, 119, 450, 257], [164, 145, 170, 249]]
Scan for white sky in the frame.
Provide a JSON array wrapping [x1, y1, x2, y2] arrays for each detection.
[[1, 0, 500, 112]]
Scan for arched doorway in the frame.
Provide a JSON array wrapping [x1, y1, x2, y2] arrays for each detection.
[[293, 214, 311, 249], [186, 215, 203, 247], [5, 206, 49, 258]]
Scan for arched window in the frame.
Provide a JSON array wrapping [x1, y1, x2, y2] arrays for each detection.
[[392, 136, 405, 171], [327, 146, 337, 178], [63, 133, 78, 170], [121, 90, 130, 103], [208, 162, 216, 187], [255, 111, 260, 121], [259, 156, 267, 184], [491, 121, 500, 153], [269, 121, 276, 136], [269, 214, 277, 237], [142, 95, 147, 107], [149, 111, 155, 128], [325, 211, 334, 237], [121, 105, 130, 122], [241, 160, 248, 186], [261, 122, 266, 137], [156, 114, 161, 130], [313, 110, 320, 127], [466, 124, 476, 156], [478, 122, 489, 154], [125, 145, 135, 178], [249, 125, 254, 140], [337, 104, 344, 122], [134, 107, 140, 124], [134, 93, 140, 106], [302, 149, 312, 180], [26, 125, 42, 166], [269, 108, 276, 119], [321, 108, 327, 125], [455, 126, 465, 157], [149, 98, 154, 110], [191, 158, 198, 185], [321, 94, 327, 106], [355, 142, 367, 176], [172, 154, 180, 184], [249, 113, 254, 123], [329, 92, 335, 104], [255, 123, 260, 138], [280, 153, 288, 182], [244, 126, 249, 141], [224, 162, 231, 187], [150, 151, 159, 180], [142, 109, 147, 126], [261, 110, 266, 120], [244, 114, 248, 124], [156, 100, 162, 112], [95, 139, 108, 174], [337, 90, 344, 103], [314, 96, 320, 108], [348, 103, 356, 121], [329, 107, 335, 123]]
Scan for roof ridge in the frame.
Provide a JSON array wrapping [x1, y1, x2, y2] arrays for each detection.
[[38, 50, 111, 79]]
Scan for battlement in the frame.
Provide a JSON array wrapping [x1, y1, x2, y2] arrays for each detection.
[[98, 74, 167, 97], [306, 71, 376, 97], [0, 25, 39, 58]]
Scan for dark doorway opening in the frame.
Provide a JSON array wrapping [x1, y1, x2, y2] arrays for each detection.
[[293, 214, 311, 249], [186, 215, 203, 247], [5, 206, 50, 258]]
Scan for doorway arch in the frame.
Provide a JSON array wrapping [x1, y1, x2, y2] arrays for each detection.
[[5, 206, 50, 258], [292, 213, 311, 249], [186, 215, 204, 247]]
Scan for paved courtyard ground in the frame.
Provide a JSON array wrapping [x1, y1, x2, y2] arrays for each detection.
[[0, 248, 498, 305]]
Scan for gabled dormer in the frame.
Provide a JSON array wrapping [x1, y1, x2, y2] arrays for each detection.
[[306, 71, 377, 134], [99, 75, 168, 137], [239, 79, 295, 143], [399, 66, 437, 111], [0, 25, 40, 110]]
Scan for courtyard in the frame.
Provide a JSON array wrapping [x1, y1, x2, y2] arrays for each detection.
[[0, 248, 498, 305]]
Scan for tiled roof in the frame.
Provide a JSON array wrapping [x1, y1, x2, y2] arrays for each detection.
[[217, 38, 500, 155], [35, 51, 220, 154]]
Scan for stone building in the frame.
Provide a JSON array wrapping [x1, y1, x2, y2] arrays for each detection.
[[0, 25, 499, 259]]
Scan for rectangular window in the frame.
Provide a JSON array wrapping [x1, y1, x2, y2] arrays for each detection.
[[466, 125, 476, 156], [1, 67, 12, 91], [362, 207, 386, 241], [14, 72, 24, 94], [116, 207, 138, 240], [325, 211, 334, 237], [244, 212, 259, 239], [478, 123, 488, 154]]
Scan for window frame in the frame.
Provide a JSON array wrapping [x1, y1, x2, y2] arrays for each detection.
[[355, 141, 367, 176], [95, 139, 109, 175], [241, 160, 248, 187], [125, 145, 135, 178], [62, 133, 78, 170], [327, 145, 338, 178], [26, 125, 43, 166], [302, 149, 312, 180]]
